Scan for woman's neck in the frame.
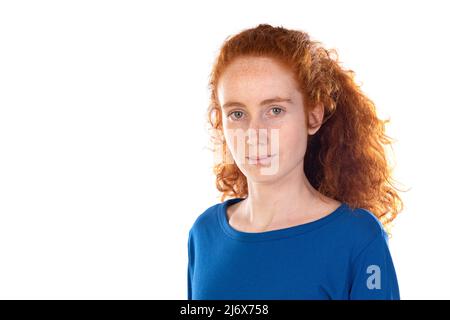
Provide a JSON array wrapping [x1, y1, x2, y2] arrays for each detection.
[[231, 166, 340, 232]]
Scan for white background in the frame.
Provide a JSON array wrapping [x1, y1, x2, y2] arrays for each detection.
[[0, 0, 448, 299]]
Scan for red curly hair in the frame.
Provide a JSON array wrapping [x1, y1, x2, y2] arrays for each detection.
[[205, 24, 406, 231]]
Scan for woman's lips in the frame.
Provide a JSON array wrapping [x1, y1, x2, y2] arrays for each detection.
[[246, 155, 273, 160], [246, 154, 277, 165]]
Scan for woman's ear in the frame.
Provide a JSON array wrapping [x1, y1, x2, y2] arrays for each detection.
[[307, 102, 325, 135]]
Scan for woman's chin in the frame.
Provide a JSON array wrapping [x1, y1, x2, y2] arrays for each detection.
[[238, 163, 282, 180]]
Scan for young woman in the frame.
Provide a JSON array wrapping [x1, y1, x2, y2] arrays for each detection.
[[187, 24, 404, 300]]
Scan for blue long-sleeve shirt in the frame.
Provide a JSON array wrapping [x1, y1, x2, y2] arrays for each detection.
[[187, 197, 400, 300]]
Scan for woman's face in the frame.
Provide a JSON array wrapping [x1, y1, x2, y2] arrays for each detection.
[[217, 56, 323, 182]]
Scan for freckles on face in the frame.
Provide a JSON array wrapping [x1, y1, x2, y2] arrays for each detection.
[[218, 56, 308, 150], [278, 113, 309, 162], [217, 57, 300, 113]]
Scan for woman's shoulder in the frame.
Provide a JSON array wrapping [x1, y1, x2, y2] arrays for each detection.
[[338, 204, 389, 247], [188, 200, 224, 235]]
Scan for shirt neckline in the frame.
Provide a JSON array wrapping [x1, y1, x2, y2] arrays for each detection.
[[218, 197, 348, 241]]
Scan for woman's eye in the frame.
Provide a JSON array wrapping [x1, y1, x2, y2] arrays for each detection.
[[270, 107, 284, 115], [228, 111, 244, 120], [227, 107, 283, 121]]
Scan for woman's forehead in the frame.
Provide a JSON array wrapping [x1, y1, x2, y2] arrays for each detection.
[[222, 56, 293, 79]]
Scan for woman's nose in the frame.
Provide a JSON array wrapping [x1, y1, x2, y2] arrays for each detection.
[[246, 127, 269, 146]]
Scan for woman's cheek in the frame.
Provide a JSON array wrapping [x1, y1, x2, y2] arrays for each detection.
[[280, 119, 308, 158], [223, 128, 246, 164]]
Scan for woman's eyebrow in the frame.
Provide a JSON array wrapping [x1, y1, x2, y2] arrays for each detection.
[[222, 97, 293, 109]]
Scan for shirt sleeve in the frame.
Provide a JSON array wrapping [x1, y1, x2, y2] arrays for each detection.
[[349, 229, 400, 300], [187, 229, 194, 300]]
